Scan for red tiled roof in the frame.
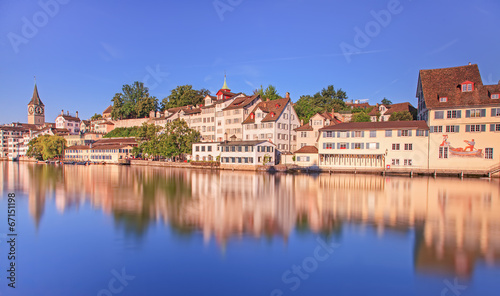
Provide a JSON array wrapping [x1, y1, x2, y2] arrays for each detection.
[[243, 97, 291, 124], [58, 115, 80, 122], [384, 102, 416, 115], [103, 105, 113, 114], [295, 123, 313, 131], [294, 145, 318, 154], [319, 121, 429, 131], [418, 64, 500, 109], [223, 94, 260, 110]]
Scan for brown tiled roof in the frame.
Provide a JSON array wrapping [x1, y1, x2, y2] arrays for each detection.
[[295, 123, 313, 131], [368, 108, 380, 116], [0, 126, 29, 132], [223, 94, 260, 110], [294, 145, 318, 154], [94, 138, 137, 145], [103, 105, 113, 114], [28, 84, 44, 106], [184, 108, 201, 115], [418, 64, 500, 109], [58, 115, 80, 122], [219, 140, 274, 146], [243, 97, 290, 124], [214, 93, 244, 105], [384, 102, 416, 115], [319, 121, 429, 131]]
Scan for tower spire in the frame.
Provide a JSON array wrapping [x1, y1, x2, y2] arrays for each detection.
[[221, 72, 229, 90]]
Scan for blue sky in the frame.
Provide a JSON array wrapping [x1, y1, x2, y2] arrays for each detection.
[[1, 0, 499, 124]]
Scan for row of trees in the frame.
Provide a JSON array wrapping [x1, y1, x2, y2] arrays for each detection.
[[27, 135, 66, 160], [294, 85, 348, 123]]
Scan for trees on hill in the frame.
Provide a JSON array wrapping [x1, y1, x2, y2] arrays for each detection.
[[389, 111, 414, 121], [111, 82, 159, 120], [161, 85, 210, 111], [27, 135, 66, 160], [351, 112, 371, 122], [90, 113, 102, 121], [254, 85, 281, 101], [381, 98, 392, 105], [294, 85, 348, 123]]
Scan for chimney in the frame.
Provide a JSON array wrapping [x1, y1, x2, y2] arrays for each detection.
[[286, 92, 290, 99], [266, 98, 270, 102], [76, 111, 79, 118], [61, 110, 64, 115], [300, 119, 303, 125], [67, 111, 69, 115], [332, 108, 335, 115], [468, 62, 471, 65]]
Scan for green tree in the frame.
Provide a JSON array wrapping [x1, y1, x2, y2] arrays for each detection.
[[255, 85, 281, 101], [103, 126, 141, 138], [111, 82, 158, 119], [135, 123, 164, 158], [294, 85, 348, 123], [381, 98, 392, 105], [389, 111, 414, 121], [90, 113, 103, 121], [27, 135, 66, 160], [159, 120, 200, 160], [161, 85, 210, 111], [351, 112, 371, 122]]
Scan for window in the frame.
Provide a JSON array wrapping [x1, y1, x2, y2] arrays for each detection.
[[313, 120, 322, 126], [462, 83, 473, 92], [445, 125, 460, 133], [391, 159, 400, 166], [492, 94, 499, 99], [392, 144, 400, 150], [434, 111, 444, 119], [447, 110, 461, 118], [466, 124, 486, 132], [370, 130, 376, 138], [491, 124, 500, 132], [399, 130, 410, 137], [324, 143, 334, 149], [300, 132, 307, 138], [467, 109, 485, 118], [485, 148, 493, 159], [367, 143, 379, 150], [439, 97, 448, 102], [416, 130, 427, 137], [201, 146, 206, 152], [353, 131, 363, 138], [353, 143, 362, 149], [339, 143, 348, 149], [492, 108, 500, 117], [404, 159, 412, 166], [385, 130, 392, 137], [430, 126, 443, 133], [404, 144, 413, 151], [323, 131, 334, 138], [195, 146, 200, 152], [439, 147, 448, 159]]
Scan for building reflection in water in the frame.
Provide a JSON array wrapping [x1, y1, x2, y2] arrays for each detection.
[[1, 162, 499, 278]]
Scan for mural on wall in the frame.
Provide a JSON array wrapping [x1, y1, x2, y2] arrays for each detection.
[[440, 135, 483, 157]]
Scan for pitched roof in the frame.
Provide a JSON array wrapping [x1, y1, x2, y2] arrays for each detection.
[[243, 97, 291, 124], [294, 145, 318, 154], [295, 123, 314, 131], [223, 94, 260, 110], [384, 102, 416, 115], [219, 140, 275, 146], [418, 64, 500, 109], [103, 105, 113, 114], [319, 120, 429, 131], [28, 84, 44, 106], [58, 115, 80, 122]]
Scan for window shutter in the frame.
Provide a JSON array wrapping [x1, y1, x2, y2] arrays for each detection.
[[332, 132, 335, 138], [376, 143, 380, 149], [323, 143, 326, 149], [361, 131, 365, 137], [337, 143, 341, 149], [351, 131, 355, 137], [466, 110, 471, 118], [361, 143, 364, 149], [409, 130, 412, 136], [492, 108, 496, 117], [455, 125, 460, 132], [397, 130, 402, 137], [332, 143, 335, 149], [350, 143, 354, 149], [491, 124, 495, 131], [457, 110, 462, 118], [347, 132, 350, 138], [425, 130, 429, 136], [337, 132, 341, 138], [481, 109, 486, 117], [323, 132, 327, 138], [481, 124, 486, 132], [466, 125, 471, 132]]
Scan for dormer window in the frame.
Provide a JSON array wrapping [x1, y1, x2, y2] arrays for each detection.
[[462, 81, 474, 92], [250, 113, 255, 119], [439, 97, 448, 102], [270, 112, 275, 117], [492, 94, 499, 100], [275, 103, 280, 108]]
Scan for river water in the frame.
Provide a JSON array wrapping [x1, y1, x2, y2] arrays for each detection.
[[0, 162, 499, 296]]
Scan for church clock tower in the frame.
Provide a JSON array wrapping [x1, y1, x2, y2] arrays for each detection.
[[28, 83, 45, 125]]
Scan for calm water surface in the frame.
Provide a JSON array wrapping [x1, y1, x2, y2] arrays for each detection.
[[0, 162, 499, 296]]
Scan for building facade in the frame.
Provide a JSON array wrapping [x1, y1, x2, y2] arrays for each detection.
[[219, 140, 277, 168], [64, 138, 137, 163], [295, 111, 340, 148], [55, 110, 81, 135]]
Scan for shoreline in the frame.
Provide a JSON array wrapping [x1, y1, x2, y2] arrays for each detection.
[[4, 158, 498, 178]]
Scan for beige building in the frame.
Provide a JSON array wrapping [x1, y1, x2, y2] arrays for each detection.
[[295, 111, 340, 148], [55, 110, 81, 135], [64, 137, 137, 163], [417, 64, 500, 171], [219, 140, 277, 168], [242, 94, 300, 153], [369, 102, 417, 122], [318, 121, 430, 171]]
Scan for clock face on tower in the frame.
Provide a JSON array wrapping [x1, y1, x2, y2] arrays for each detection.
[[28, 106, 34, 115], [35, 106, 43, 115]]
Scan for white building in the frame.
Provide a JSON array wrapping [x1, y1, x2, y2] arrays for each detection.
[[219, 140, 277, 168], [192, 142, 222, 161], [55, 110, 81, 135]]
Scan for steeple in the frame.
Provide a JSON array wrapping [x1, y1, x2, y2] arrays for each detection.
[[221, 74, 229, 90], [29, 82, 44, 106]]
